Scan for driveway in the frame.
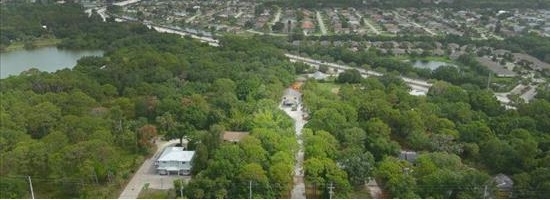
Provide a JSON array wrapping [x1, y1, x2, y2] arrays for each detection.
[[280, 102, 307, 199], [119, 139, 189, 199]]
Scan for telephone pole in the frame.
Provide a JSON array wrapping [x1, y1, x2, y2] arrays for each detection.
[[328, 182, 335, 199], [483, 185, 488, 199], [28, 176, 35, 199], [249, 180, 252, 199], [486, 72, 492, 90]]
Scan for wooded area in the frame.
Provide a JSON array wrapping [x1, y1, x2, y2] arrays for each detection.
[[1, 3, 300, 198], [300, 77, 549, 198], [0, 2, 549, 199]]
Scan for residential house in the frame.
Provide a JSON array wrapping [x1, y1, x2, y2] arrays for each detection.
[[155, 147, 195, 175], [476, 57, 517, 77], [391, 48, 406, 56], [512, 53, 550, 72], [310, 71, 328, 80], [301, 19, 315, 33], [492, 174, 514, 198], [399, 150, 418, 163], [432, 49, 446, 56]]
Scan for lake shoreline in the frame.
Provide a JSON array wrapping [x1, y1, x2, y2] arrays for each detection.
[[1, 38, 62, 53], [1, 46, 104, 79]]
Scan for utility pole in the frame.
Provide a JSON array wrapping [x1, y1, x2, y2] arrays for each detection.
[[483, 185, 488, 199], [486, 72, 492, 90], [249, 180, 252, 199], [180, 179, 184, 198], [28, 176, 35, 199], [328, 182, 335, 199]]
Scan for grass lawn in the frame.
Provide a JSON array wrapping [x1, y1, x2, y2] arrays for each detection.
[[4, 38, 61, 52], [492, 76, 520, 92], [317, 82, 340, 95]]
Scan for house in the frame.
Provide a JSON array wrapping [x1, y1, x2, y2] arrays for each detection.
[[155, 147, 195, 175], [222, 131, 249, 143], [301, 20, 315, 33], [476, 57, 517, 77], [310, 71, 328, 80], [512, 53, 550, 72], [447, 43, 460, 51], [391, 48, 406, 56], [399, 150, 418, 163], [492, 174, 514, 198], [432, 49, 446, 56]]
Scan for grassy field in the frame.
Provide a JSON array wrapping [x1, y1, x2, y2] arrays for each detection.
[[4, 38, 61, 52], [317, 82, 340, 95], [138, 188, 175, 199]]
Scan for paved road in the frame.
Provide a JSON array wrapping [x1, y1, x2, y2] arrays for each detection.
[[119, 139, 186, 199], [316, 11, 328, 35], [185, 13, 200, 23], [366, 179, 382, 198], [246, 29, 288, 37], [357, 12, 380, 35], [280, 101, 307, 199], [235, 11, 244, 19], [285, 53, 433, 94], [113, 0, 142, 6]]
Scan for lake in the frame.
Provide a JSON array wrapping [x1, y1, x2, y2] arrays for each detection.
[[411, 60, 456, 71], [0, 46, 104, 79]]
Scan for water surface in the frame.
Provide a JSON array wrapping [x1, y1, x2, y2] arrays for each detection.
[[1, 46, 103, 78]]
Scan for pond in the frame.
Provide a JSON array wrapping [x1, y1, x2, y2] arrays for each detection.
[[411, 60, 456, 71], [0, 46, 104, 79]]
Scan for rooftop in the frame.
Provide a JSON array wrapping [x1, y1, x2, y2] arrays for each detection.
[[157, 147, 195, 162]]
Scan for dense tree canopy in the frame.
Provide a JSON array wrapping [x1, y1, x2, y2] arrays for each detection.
[[0, 3, 303, 198], [300, 74, 549, 198]]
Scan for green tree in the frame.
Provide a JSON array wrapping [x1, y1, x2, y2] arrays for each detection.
[[336, 69, 362, 84], [375, 156, 418, 198], [338, 147, 375, 186]]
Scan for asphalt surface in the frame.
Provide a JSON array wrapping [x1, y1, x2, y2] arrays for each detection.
[[280, 102, 307, 199], [118, 139, 189, 199]]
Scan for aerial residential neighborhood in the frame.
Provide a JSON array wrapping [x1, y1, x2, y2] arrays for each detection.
[[0, 0, 549, 199], [76, 0, 549, 38]]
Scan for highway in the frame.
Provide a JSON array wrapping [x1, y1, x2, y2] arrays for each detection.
[[285, 54, 433, 94]]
